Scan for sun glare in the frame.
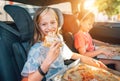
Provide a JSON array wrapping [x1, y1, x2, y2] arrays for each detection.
[[84, 0, 96, 11]]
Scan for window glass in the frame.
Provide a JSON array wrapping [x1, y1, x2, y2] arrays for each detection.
[[0, 1, 72, 21], [84, 0, 120, 22]]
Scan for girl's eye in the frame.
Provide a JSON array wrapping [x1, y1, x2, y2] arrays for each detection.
[[51, 22, 55, 24], [51, 21, 56, 24], [88, 23, 92, 25], [41, 23, 47, 26], [89, 23, 91, 25]]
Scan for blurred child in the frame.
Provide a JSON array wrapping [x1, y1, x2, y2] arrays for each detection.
[[74, 10, 120, 71]]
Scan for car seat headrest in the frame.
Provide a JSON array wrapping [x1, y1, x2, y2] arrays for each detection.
[[52, 8, 64, 29], [4, 5, 34, 42]]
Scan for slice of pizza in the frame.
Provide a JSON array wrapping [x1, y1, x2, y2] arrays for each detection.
[[43, 32, 62, 47]]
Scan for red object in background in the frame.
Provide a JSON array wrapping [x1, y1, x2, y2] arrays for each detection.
[[9, 0, 14, 5]]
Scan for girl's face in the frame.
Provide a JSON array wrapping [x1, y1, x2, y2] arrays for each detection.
[[80, 19, 94, 32], [38, 11, 58, 36]]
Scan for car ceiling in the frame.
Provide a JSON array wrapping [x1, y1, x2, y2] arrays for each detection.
[[6, 0, 74, 6]]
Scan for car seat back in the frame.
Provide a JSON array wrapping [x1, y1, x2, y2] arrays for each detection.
[[0, 5, 34, 81], [62, 14, 79, 52], [4, 5, 34, 52], [0, 21, 21, 81]]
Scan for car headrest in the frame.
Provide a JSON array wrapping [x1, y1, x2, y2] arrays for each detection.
[[52, 8, 64, 29], [4, 5, 34, 42]]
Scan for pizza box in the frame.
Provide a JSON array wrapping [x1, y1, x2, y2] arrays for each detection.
[[47, 60, 120, 81], [47, 59, 80, 81], [50, 63, 120, 81], [96, 45, 120, 60], [97, 54, 120, 60], [107, 68, 120, 76]]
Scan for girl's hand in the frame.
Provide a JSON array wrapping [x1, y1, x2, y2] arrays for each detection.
[[78, 54, 107, 69], [38, 41, 62, 80], [100, 48, 115, 58], [91, 59, 108, 69], [45, 41, 61, 64], [105, 47, 119, 56]]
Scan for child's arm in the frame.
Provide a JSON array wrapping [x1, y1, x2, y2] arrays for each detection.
[[77, 46, 103, 57], [22, 42, 62, 81], [71, 52, 108, 69], [21, 59, 50, 81], [93, 39, 110, 46]]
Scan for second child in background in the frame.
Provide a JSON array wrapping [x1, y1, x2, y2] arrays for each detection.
[[74, 10, 120, 71]]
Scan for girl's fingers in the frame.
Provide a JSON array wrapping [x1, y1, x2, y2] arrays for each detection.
[[49, 41, 61, 57], [92, 59, 107, 69], [98, 61, 108, 69], [50, 41, 61, 48]]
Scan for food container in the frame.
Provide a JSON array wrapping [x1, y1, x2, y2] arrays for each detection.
[[97, 54, 120, 60], [47, 59, 80, 81], [48, 60, 120, 81], [96, 45, 120, 60]]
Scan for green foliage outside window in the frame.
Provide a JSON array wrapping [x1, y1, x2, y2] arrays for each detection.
[[94, 0, 120, 17]]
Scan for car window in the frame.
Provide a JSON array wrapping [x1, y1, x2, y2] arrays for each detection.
[[84, 0, 120, 23], [0, 1, 72, 21]]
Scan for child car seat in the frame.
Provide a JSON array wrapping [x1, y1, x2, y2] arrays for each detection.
[[0, 21, 21, 81], [62, 14, 79, 53], [0, 5, 34, 81]]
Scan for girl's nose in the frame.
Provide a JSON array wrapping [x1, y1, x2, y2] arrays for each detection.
[[48, 24, 52, 29], [48, 24, 55, 30]]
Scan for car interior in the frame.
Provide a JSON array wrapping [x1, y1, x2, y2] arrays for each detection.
[[0, 0, 120, 81]]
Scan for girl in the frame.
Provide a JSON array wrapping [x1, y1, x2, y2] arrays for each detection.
[[21, 7, 107, 81], [74, 10, 114, 57], [74, 10, 120, 71]]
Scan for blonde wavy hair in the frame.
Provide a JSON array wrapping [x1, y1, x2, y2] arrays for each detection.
[[33, 7, 59, 44]]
